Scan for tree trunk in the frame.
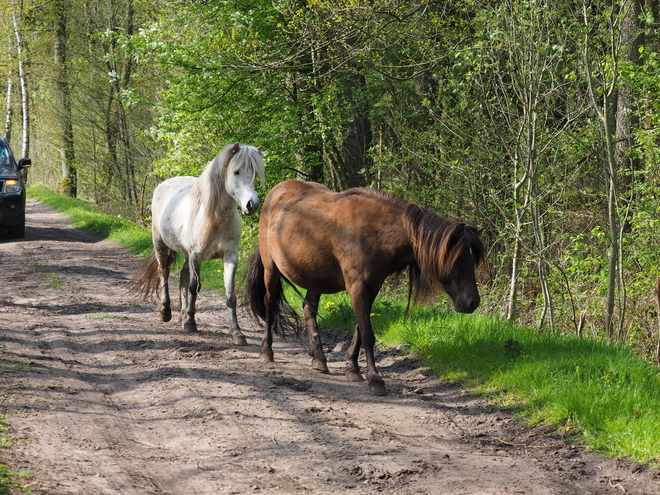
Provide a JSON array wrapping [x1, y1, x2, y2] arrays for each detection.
[[54, 0, 77, 197], [615, 0, 642, 179], [12, 6, 29, 158], [3, 73, 12, 142]]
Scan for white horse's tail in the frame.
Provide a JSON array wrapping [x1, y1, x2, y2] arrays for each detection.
[[129, 252, 164, 301]]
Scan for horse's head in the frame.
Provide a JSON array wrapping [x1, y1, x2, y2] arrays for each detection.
[[224, 143, 266, 216], [440, 225, 483, 314], [406, 206, 485, 313]]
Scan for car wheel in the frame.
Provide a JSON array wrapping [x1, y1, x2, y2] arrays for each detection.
[[8, 221, 25, 239]]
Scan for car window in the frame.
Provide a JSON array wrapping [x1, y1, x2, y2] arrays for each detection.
[[0, 142, 16, 171]]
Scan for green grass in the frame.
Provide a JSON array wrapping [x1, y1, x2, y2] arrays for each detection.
[[0, 350, 33, 494], [25, 185, 660, 466]]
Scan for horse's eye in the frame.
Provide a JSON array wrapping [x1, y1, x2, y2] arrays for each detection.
[[234, 170, 240, 176]]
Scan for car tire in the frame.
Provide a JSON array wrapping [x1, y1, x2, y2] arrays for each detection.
[[8, 220, 25, 239]]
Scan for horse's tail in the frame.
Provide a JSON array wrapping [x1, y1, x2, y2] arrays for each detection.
[[129, 252, 162, 301], [244, 246, 300, 338]]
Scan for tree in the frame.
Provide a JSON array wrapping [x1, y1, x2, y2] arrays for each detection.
[[582, 0, 643, 339], [53, 0, 76, 196], [11, 1, 29, 159]]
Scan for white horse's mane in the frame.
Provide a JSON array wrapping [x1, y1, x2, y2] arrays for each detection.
[[190, 143, 265, 219]]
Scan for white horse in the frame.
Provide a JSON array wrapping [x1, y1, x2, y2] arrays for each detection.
[[132, 143, 265, 344]]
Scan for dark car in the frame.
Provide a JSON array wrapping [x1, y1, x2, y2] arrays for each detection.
[[0, 138, 31, 239]]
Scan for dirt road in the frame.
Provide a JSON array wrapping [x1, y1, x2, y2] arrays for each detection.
[[0, 200, 658, 494]]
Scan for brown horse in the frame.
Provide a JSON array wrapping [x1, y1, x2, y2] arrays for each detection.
[[246, 180, 484, 396]]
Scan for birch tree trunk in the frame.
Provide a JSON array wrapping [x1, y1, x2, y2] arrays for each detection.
[[11, 6, 28, 158], [3, 73, 12, 142]]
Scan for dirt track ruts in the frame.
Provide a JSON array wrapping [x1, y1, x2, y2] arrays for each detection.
[[0, 200, 658, 494]]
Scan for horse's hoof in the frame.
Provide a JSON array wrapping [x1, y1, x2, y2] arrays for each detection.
[[312, 358, 329, 374], [183, 322, 197, 333], [232, 334, 248, 346], [369, 382, 388, 396], [260, 351, 274, 363], [345, 370, 364, 382], [160, 308, 172, 322]]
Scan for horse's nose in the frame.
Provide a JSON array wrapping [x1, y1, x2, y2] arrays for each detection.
[[245, 198, 259, 215], [467, 296, 480, 313], [456, 295, 480, 314]]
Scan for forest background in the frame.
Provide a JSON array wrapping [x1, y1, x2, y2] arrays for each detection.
[[2, 0, 660, 359]]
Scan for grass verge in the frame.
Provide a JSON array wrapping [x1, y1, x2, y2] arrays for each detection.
[[0, 349, 33, 493], [26, 186, 660, 466]]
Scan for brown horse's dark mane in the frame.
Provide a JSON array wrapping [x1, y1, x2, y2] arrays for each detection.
[[405, 202, 484, 304], [340, 187, 484, 305]]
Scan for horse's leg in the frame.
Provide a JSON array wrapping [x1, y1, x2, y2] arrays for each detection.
[[304, 291, 328, 373], [154, 243, 172, 322], [223, 255, 247, 346], [260, 262, 281, 363], [344, 324, 364, 382], [348, 286, 386, 396], [179, 256, 190, 326], [181, 255, 200, 333]]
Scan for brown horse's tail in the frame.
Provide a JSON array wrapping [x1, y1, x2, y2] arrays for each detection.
[[244, 246, 300, 338], [129, 252, 162, 301]]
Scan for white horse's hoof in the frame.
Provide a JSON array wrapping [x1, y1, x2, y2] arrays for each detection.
[[232, 334, 248, 346]]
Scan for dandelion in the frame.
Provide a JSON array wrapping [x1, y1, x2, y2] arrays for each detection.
[[324, 301, 337, 314]]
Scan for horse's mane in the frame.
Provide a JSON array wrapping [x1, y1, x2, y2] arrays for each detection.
[[403, 202, 484, 304], [191, 143, 266, 218]]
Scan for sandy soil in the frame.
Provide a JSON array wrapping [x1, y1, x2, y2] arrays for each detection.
[[0, 200, 658, 495]]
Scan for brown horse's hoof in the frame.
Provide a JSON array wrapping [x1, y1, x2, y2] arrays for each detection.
[[345, 370, 364, 382], [369, 382, 388, 396], [183, 322, 197, 333], [312, 358, 329, 373], [232, 334, 248, 346], [160, 308, 172, 322], [260, 351, 274, 363]]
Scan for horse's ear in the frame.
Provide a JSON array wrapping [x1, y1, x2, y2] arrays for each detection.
[[257, 146, 263, 155], [231, 142, 240, 154]]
